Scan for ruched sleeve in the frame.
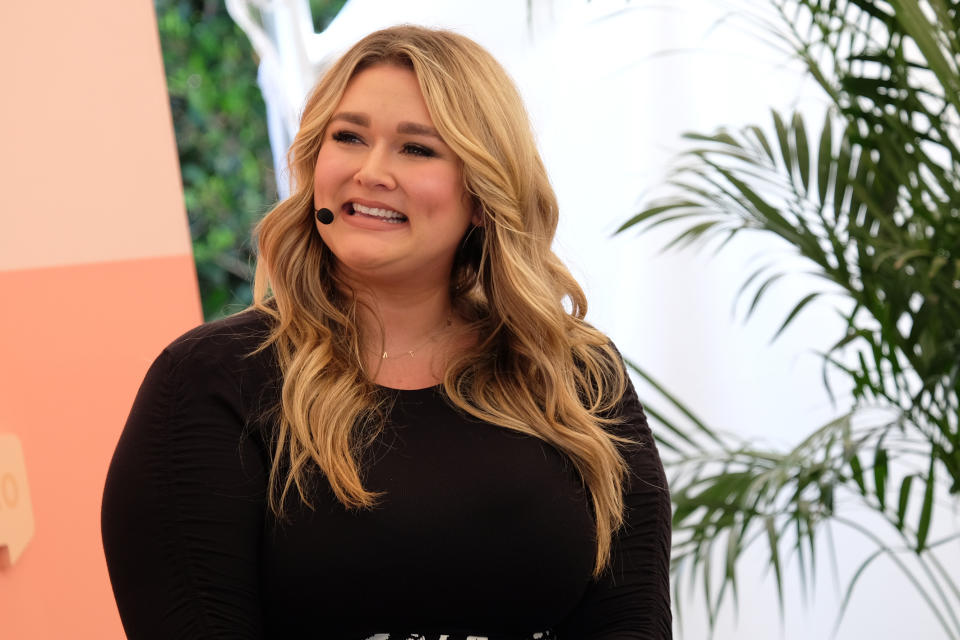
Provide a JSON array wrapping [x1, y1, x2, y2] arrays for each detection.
[[101, 339, 269, 639], [556, 379, 673, 639]]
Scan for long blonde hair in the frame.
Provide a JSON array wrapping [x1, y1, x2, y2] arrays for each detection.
[[252, 25, 629, 575]]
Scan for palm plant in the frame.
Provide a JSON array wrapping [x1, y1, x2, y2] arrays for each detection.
[[618, 0, 960, 636]]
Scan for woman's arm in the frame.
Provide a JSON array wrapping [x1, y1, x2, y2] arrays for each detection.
[[101, 343, 268, 639], [557, 379, 672, 639]]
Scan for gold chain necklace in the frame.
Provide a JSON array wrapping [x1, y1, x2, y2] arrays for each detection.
[[377, 315, 453, 359]]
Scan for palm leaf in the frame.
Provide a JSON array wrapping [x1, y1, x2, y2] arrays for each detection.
[[616, 0, 960, 632]]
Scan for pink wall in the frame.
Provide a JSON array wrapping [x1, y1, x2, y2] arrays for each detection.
[[0, 1, 202, 637]]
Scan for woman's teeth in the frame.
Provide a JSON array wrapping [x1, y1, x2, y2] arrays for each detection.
[[351, 203, 407, 223]]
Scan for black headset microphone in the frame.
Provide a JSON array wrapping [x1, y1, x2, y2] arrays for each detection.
[[314, 207, 335, 225]]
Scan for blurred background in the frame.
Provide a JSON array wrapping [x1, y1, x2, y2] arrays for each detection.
[[154, 0, 348, 318]]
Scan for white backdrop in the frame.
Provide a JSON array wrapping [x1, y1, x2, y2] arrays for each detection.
[[230, 1, 958, 637]]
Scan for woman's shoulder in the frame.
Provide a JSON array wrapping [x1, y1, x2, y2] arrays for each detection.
[[128, 308, 279, 426], [159, 307, 276, 377], [579, 334, 650, 437]]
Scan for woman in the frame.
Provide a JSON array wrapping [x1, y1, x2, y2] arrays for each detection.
[[102, 25, 671, 639]]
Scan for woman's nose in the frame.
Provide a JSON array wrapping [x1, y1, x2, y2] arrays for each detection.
[[353, 147, 397, 190]]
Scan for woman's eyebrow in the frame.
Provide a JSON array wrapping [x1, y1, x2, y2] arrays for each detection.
[[397, 121, 441, 139], [330, 112, 441, 140], [330, 112, 369, 126]]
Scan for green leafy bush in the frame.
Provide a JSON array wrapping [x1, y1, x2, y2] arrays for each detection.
[[155, 0, 345, 318]]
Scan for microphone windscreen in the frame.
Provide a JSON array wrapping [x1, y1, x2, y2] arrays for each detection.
[[315, 208, 334, 225]]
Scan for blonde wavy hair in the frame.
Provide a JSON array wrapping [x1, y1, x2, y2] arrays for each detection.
[[252, 25, 630, 575]]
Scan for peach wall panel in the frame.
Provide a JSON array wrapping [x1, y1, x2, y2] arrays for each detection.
[[1, 0, 191, 272]]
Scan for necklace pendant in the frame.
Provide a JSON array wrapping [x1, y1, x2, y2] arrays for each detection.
[[381, 351, 388, 359]]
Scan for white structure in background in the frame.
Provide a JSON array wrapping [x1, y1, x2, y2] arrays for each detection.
[[225, 0, 316, 196], [226, 2, 956, 639]]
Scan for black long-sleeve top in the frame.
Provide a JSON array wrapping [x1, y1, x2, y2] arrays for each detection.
[[101, 309, 671, 639]]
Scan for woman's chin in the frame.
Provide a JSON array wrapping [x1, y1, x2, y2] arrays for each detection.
[[333, 253, 403, 282]]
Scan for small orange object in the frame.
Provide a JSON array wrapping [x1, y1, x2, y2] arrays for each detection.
[[0, 433, 34, 568]]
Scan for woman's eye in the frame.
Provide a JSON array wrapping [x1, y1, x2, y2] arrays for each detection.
[[402, 143, 436, 158], [331, 130, 362, 145]]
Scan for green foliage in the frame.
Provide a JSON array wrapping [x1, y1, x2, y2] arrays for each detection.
[[155, 0, 345, 318], [308, 0, 349, 33], [620, 0, 960, 636]]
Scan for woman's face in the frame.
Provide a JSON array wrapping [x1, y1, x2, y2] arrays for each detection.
[[313, 64, 479, 289]]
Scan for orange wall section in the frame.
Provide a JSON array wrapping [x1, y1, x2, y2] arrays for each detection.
[[0, 258, 202, 638], [0, 0, 203, 637]]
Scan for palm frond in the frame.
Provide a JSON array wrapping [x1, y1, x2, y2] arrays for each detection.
[[618, 0, 960, 633]]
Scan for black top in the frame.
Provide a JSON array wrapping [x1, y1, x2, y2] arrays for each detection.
[[101, 310, 671, 639]]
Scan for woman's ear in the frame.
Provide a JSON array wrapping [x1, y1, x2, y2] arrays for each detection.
[[471, 200, 484, 227]]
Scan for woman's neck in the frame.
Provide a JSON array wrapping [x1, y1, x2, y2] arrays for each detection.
[[349, 281, 464, 389], [356, 286, 453, 354]]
